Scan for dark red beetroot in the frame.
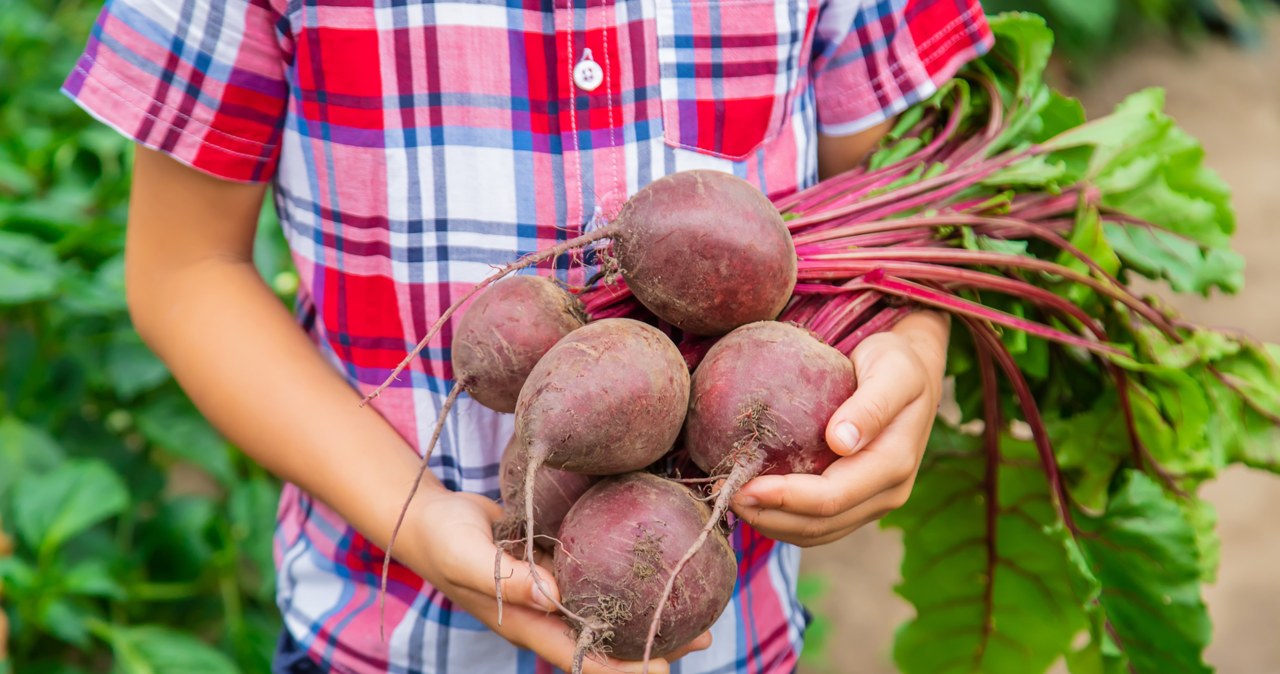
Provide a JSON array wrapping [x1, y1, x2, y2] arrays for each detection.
[[363, 170, 796, 405], [641, 320, 854, 665], [612, 170, 797, 335], [515, 318, 690, 476], [554, 472, 737, 669], [513, 318, 693, 626], [685, 321, 855, 478], [453, 274, 586, 413], [496, 433, 595, 550]]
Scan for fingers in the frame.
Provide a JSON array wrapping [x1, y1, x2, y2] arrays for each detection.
[[441, 494, 562, 612], [659, 630, 713, 663], [735, 400, 932, 517], [826, 332, 927, 456], [733, 484, 912, 547]]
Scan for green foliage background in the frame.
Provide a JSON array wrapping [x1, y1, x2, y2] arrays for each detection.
[[982, 0, 1276, 78], [0, 1, 1273, 673], [0, 2, 295, 671]]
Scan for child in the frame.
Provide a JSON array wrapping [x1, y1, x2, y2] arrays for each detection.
[[64, 0, 988, 671]]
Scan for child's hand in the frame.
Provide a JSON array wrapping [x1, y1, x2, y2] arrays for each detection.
[[406, 490, 712, 672], [728, 310, 949, 547]]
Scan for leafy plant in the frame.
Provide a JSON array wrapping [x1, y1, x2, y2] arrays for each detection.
[[985, 0, 1277, 79], [0, 1, 296, 671], [856, 15, 1280, 673]]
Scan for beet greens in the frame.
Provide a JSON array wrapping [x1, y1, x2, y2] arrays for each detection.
[[577, 13, 1280, 673]]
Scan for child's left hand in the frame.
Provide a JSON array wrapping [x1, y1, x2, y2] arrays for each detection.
[[729, 310, 949, 547]]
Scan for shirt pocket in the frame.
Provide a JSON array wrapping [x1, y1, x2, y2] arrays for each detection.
[[653, 0, 814, 161]]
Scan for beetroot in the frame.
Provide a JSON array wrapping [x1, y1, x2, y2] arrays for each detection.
[[511, 317, 692, 648], [612, 170, 796, 335], [685, 321, 855, 478], [496, 433, 595, 550], [554, 472, 737, 668], [514, 318, 689, 476], [641, 321, 854, 664], [453, 274, 586, 413]]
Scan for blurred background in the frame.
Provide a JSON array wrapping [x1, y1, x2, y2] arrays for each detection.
[[1, 1, 1277, 672]]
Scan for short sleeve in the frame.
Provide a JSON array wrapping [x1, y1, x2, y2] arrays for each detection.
[[62, 0, 290, 183], [810, 0, 994, 136]]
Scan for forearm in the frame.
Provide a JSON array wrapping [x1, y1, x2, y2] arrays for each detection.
[[124, 148, 442, 571]]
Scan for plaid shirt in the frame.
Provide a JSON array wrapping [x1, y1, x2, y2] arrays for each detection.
[[65, 0, 991, 671]]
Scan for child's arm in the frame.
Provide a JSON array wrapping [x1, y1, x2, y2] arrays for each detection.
[[124, 146, 704, 673]]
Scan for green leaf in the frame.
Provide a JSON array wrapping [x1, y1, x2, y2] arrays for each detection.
[[1039, 85, 1239, 296], [103, 330, 169, 399], [0, 231, 61, 305], [235, 610, 284, 674], [868, 136, 924, 171], [1048, 397, 1128, 513], [1183, 499, 1220, 584], [12, 459, 129, 555], [135, 397, 233, 486], [980, 155, 1067, 188], [1073, 471, 1212, 674], [986, 13, 1054, 100], [885, 426, 1087, 674], [1044, 88, 1169, 176], [229, 476, 280, 601], [1126, 381, 1216, 480], [0, 555, 36, 592], [0, 158, 37, 195], [0, 416, 65, 495], [1056, 207, 1121, 306], [1032, 91, 1087, 144], [39, 598, 91, 648], [60, 254, 127, 316], [1199, 341, 1280, 472], [107, 625, 238, 674], [63, 559, 125, 599], [137, 496, 219, 583], [1063, 610, 1129, 674], [1099, 123, 1235, 249], [1104, 221, 1244, 296]]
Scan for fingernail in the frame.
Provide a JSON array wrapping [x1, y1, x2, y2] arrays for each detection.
[[736, 494, 758, 508], [834, 422, 861, 455]]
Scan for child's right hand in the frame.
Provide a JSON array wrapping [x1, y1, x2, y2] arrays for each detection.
[[403, 489, 713, 673]]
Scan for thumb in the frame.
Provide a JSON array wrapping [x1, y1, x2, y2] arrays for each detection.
[[826, 334, 925, 456]]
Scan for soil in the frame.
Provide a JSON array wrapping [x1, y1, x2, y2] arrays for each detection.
[[798, 16, 1280, 674]]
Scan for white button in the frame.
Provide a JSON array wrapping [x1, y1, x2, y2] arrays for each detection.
[[573, 50, 603, 92]]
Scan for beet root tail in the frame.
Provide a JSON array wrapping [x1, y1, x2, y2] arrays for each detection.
[[640, 451, 764, 673], [378, 381, 465, 641]]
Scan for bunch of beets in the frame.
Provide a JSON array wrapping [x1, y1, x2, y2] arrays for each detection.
[[366, 13, 1280, 674]]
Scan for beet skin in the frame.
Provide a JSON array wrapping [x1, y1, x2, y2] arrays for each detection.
[[498, 433, 595, 547], [515, 318, 690, 475], [685, 321, 856, 477], [613, 170, 797, 336], [452, 274, 586, 413], [554, 472, 737, 660]]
